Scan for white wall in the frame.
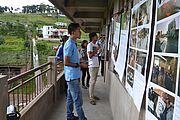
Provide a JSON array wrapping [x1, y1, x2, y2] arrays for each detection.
[[43, 26, 53, 38], [105, 65, 142, 120]]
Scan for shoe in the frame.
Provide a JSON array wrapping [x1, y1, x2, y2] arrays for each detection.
[[72, 116, 79, 120], [93, 96, 100, 100], [67, 115, 79, 120], [82, 86, 88, 89], [86, 84, 89, 88], [90, 98, 96, 105]]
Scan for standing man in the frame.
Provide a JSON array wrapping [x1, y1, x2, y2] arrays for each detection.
[[96, 35, 105, 76], [56, 35, 68, 62], [64, 23, 87, 120], [87, 32, 100, 105]]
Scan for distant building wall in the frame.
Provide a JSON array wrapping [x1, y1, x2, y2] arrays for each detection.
[[43, 26, 53, 38]]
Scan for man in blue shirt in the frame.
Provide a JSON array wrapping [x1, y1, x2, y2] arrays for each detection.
[[56, 35, 68, 62], [64, 23, 87, 120]]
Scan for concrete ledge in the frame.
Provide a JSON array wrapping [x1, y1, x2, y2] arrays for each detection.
[[20, 85, 54, 120], [57, 71, 64, 81], [56, 71, 66, 99], [0, 75, 8, 120]]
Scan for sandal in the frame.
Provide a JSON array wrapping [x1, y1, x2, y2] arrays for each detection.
[[82, 86, 88, 89], [93, 96, 100, 100], [90, 99, 96, 105]]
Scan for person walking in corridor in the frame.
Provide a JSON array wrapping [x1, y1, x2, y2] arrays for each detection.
[[64, 23, 87, 120], [87, 32, 100, 105]]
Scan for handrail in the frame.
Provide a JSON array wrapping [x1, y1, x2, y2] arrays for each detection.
[[8, 68, 51, 93], [7, 62, 52, 111], [8, 62, 51, 84]]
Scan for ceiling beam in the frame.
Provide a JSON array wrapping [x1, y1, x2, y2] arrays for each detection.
[[73, 12, 104, 18], [84, 27, 100, 32], [81, 22, 101, 26], [65, 0, 107, 7]]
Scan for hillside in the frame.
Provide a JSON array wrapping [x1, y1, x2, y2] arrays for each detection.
[[0, 13, 71, 27], [0, 13, 89, 66]]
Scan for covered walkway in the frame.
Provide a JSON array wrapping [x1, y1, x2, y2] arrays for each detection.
[[47, 75, 113, 120]]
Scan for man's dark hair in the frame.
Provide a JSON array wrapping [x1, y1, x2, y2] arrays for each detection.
[[81, 40, 88, 48], [68, 23, 80, 35], [89, 32, 97, 42]]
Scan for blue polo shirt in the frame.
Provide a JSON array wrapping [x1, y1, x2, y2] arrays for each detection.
[[64, 37, 80, 81]]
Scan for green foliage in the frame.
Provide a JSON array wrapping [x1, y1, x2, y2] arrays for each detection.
[[24, 40, 30, 48], [0, 35, 5, 45], [0, 13, 71, 65], [0, 13, 70, 27], [0, 51, 28, 65], [81, 30, 89, 40], [0, 21, 27, 39], [0, 36, 30, 66], [0, 36, 24, 51], [36, 41, 49, 54], [36, 40, 59, 64]]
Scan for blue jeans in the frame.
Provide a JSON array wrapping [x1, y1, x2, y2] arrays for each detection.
[[66, 79, 86, 120]]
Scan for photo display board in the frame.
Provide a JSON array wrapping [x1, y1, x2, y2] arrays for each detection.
[[146, 0, 180, 120], [125, 0, 153, 111], [111, 14, 121, 64], [114, 3, 131, 82]]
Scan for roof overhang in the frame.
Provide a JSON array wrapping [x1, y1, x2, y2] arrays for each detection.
[[49, 0, 108, 33]]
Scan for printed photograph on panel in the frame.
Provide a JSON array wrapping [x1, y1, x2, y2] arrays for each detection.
[[128, 49, 137, 68], [136, 51, 147, 75], [151, 55, 177, 93], [154, 16, 179, 53], [137, 28, 149, 50], [127, 67, 135, 88], [148, 86, 174, 120], [138, 0, 151, 26], [130, 29, 137, 47], [157, 0, 180, 21], [124, 5, 131, 30], [132, 8, 138, 28]]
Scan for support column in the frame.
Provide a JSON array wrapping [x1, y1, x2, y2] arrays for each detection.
[[0, 75, 8, 120], [48, 56, 57, 103]]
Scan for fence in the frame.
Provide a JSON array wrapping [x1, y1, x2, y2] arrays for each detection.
[[7, 62, 51, 112]]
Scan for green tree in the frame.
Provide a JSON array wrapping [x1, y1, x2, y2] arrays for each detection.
[[36, 42, 49, 54]]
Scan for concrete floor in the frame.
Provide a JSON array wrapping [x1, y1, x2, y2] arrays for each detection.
[[47, 75, 113, 120]]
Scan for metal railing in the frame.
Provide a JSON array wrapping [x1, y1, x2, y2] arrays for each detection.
[[56, 60, 64, 76], [7, 62, 51, 112]]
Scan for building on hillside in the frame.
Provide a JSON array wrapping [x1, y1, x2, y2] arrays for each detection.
[[51, 28, 68, 38], [37, 26, 68, 39], [42, 26, 53, 38], [55, 22, 67, 28]]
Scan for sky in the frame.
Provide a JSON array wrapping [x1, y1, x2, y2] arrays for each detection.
[[0, 0, 54, 9]]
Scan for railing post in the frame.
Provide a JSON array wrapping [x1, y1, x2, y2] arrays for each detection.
[[48, 56, 57, 102], [0, 75, 8, 120]]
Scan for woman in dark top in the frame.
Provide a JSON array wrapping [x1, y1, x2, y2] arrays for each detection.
[[80, 40, 90, 89]]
